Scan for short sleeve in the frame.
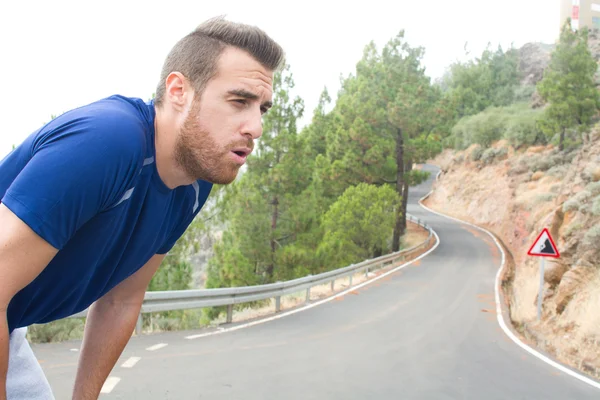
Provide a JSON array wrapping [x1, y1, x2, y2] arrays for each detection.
[[1, 111, 145, 250], [156, 180, 213, 254]]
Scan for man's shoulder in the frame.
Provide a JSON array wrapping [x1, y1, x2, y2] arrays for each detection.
[[35, 95, 154, 164], [63, 95, 153, 136]]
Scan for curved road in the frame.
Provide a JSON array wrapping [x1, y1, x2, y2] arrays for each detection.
[[34, 164, 600, 399]]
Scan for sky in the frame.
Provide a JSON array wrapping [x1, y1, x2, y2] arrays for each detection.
[[0, 0, 561, 159]]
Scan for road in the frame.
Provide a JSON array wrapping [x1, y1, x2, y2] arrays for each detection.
[[33, 164, 600, 399]]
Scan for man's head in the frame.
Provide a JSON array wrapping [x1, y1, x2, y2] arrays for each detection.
[[155, 16, 284, 185]]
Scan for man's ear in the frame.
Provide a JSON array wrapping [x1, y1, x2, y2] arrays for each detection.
[[164, 72, 193, 112]]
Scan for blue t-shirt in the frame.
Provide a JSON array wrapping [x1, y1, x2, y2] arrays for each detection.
[[0, 95, 213, 333]]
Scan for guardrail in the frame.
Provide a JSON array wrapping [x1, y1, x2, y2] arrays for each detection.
[[70, 214, 434, 335]]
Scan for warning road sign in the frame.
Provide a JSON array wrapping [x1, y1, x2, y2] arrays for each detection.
[[528, 228, 560, 258]]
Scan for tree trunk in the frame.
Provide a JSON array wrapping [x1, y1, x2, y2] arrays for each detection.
[[392, 128, 405, 252], [559, 128, 565, 152], [373, 247, 383, 258], [266, 196, 279, 279], [401, 161, 413, 235]]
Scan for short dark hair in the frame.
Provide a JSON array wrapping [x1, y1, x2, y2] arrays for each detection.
[[154, 16, 285, 106]]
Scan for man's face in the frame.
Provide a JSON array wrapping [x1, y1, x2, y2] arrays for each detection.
[[174, 47, 274, 185]]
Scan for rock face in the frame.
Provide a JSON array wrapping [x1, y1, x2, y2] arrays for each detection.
[[544, 260, 568, 286], [517, 29, 600, 106], [588, 29, 600, 61], [518, 42, 553, 86], [555, 265, 595, 314]]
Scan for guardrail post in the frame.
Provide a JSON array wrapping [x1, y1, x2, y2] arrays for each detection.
[[365, 267, 369, 278], [275, 296, 281, 312], [331, 280, 335, 291], [305, 287, 311, 303], [226, 304, 233, 323], [349, 274, 353, 287], [135, 313, 143, 335]]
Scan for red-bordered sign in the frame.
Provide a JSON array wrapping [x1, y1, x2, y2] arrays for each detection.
[[527, 228, 560, 258]]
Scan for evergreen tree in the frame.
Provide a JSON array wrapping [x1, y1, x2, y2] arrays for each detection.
[[537, 19, 600, 151]]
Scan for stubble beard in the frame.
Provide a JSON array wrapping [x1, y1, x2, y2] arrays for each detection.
[[174, 101, 242, 185]]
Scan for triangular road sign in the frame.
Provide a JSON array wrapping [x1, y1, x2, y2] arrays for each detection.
[[528, 228, 560, 258]]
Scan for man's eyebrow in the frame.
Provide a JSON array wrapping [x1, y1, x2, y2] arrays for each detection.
[[228, 89, 272, 109]]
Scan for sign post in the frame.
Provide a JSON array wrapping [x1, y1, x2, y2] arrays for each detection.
[[527, 228, 560, 320], [537, 257, 545, 320]]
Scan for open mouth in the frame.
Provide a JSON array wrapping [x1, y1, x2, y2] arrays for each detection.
[[230, 149, 250, 165]]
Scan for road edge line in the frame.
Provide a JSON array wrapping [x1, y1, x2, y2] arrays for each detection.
[[419, 168, 600, 391], [185, 227, 441, 340]]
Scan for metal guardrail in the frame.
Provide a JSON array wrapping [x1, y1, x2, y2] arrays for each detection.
[[70, 214, 434, 334]]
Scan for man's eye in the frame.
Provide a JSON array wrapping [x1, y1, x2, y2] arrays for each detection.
[[260, 107, 268, 115]]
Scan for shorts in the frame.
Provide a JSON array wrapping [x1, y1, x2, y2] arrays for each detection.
[[7, 327, 55, 400]]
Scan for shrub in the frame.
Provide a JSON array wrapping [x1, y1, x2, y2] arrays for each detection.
[[564, 222, 583, 237], [469, 111, 505, 148], [563, 198, 582, 212], [535, 193, 556, 204], [575, 190, 592, 203], [26, 318, 86, 343], [582, 164, 600, 183], [446, 103, 547, 149], [547, 165, 569, 178], [505, 107, 545, 147], [481, 147, 508, 165], [563, 191, 592, 213], [449, 106, 511, 149], [513, 85, 536, 102], [583, 225, 600, 247], [527, 155, 553, 172], [448, 118, 469, 149], [587, 182, 600, 196], [508, 159, 529, 176], [592, 195, 600, 216], [470, 146, 484, 161]]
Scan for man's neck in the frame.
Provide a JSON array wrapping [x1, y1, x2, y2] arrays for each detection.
[[153, 106, 194, 189]]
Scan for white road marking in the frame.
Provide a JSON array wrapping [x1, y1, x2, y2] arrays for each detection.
[[419, 169, 600, 391], [70, 348, 78, 352], [121, 357, 141, 368], [100, 377, 121, 394], [146, 343, 168, 351], [186, 227, 440, 340]]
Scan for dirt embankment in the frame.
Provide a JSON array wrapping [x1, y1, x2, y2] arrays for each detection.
[[424, 130, 600, 379]]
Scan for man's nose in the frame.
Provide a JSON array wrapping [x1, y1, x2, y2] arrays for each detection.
[[243, 108, 263, 140]]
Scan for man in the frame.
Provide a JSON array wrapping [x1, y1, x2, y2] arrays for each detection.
[[0, 16, 283, 399]]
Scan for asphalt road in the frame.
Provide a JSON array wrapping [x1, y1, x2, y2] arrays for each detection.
[[33, 164, 600, 399]]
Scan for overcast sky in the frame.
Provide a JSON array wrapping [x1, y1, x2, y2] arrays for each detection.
[[0, 0, 560, 159]]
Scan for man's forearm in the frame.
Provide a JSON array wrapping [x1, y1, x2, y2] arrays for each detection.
[[0, 313, 8, 400], [72, 299, 141, 400]]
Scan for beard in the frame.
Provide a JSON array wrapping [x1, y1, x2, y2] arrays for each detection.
[[174, 101, 251, 185]]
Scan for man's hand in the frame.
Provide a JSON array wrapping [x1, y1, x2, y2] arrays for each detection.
[[0, 204, 59, 400], [71, 253, 165, 400]]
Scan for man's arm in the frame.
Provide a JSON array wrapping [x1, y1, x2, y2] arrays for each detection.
[[0, 204, 59, 400], [71, 253, 165, 400]]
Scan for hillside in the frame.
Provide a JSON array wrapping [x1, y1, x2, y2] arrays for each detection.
[[424, 129, 600, 379]]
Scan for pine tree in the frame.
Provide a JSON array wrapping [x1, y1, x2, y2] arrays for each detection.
[[537, 20, 600, 151]]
